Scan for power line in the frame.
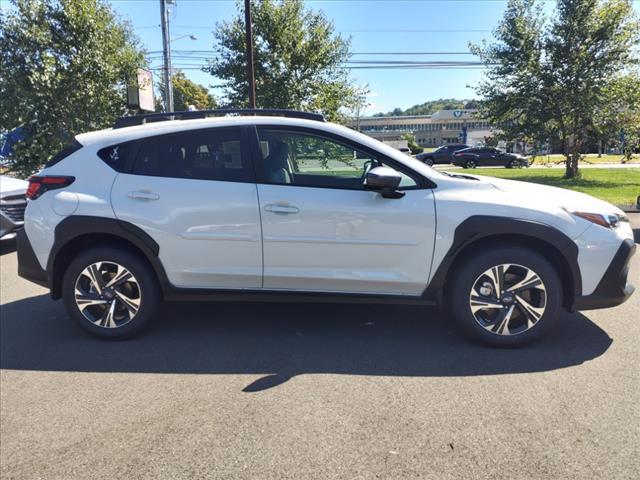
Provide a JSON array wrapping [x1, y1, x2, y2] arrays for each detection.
[[138, 24, 492, 34], [147, 50, 475, 55], [149, 63, 490, 70]]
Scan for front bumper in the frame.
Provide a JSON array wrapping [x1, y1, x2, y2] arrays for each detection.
[[573, 238, 636, 310], [0, 193, 27, 238], [0, 211, 23, 238]]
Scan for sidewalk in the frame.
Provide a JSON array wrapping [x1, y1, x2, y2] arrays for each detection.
[[434, 163, 639, 170]]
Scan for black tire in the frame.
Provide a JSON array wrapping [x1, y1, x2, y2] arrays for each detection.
[[446, 245, 562, 347], [62, 246, 160, 339], [424, 157, 434, 166], [464, 159, 477, 169], [507, 159, 523, 169]]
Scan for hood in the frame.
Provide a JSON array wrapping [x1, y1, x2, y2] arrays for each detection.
[[474, 175, 624, 216], [0, 175, 29, 195]]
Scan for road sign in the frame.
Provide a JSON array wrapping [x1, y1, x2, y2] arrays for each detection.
[[127, 68, 155, 112]]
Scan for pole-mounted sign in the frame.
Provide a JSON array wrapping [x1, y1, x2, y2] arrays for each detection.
[[127, 68, 155, 112]]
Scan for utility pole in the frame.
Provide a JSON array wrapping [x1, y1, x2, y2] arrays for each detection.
[[160, 0, 174, 112], [244, 0, 256, 109]]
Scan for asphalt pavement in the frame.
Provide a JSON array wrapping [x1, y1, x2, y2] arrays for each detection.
[[1, 218, 639, 479]]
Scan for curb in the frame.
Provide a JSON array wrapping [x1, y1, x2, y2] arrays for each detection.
[[617, 205, 638, 213]]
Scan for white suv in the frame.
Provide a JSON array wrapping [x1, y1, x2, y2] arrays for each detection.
[[16, 109, 635, 346]]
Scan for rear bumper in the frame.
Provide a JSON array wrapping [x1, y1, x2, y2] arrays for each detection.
[[573, 238, 636, 311], [16, 228, 49, 289]]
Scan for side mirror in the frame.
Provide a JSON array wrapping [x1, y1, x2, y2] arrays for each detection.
[[363, 166, 405, 199]]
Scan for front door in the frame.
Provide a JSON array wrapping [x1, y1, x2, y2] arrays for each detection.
[[254, 127, 436, 295], [110, 126, 263, 289]]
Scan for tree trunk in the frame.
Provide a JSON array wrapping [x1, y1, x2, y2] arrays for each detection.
[[597, 139, 602, 158], [564, 140, 581, 179]]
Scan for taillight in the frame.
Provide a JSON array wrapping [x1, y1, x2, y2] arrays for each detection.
[[26, 176, 75, 200]]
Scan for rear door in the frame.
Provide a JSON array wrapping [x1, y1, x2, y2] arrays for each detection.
[[110, 127, 263, 289], [489, 148, 504, 166], [433, 147, 447, 163], [253, 126, 436, 295]]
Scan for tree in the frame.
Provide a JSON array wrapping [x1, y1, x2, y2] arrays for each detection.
[[157, 71, 217, 111], [373, 98, 476, 117], [204, 0, 360, 122], [593, 73, 640, 162], [401, 133, 422, 154], [472, 0, 639, 178], [0, 0, 146, 177]]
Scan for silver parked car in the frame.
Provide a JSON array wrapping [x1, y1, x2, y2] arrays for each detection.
[[0, 175, 28, 238]]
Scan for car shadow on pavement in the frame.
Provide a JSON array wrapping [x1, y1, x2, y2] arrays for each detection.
[[0, 294, 613, 392]]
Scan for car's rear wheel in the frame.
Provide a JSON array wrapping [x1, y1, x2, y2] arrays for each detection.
[[447, 245, 562, 347], [424, 157, 434, 166], [464, 159, 477, 169], [62, 247, 160, 339]]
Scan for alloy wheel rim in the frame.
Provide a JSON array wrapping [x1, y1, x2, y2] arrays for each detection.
[[469, 263, 547, 336], [74, 261, 141, 328]]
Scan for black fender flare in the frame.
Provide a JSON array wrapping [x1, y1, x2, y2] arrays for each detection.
[[48, 216, 169, 299], [423, 215, 582, 306]]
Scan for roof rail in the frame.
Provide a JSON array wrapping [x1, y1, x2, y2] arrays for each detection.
[[113, 108, 325, 129]]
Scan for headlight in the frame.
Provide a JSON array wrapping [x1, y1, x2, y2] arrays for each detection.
[[571, 211, 626, 229]]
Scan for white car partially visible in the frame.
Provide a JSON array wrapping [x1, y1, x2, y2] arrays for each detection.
[[0, 175, 28, 239]]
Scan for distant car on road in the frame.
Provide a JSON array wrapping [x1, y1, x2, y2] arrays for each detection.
[[0, 175, 28, 239], [452, 147, 529, 169], [416, 144, 469, 166]]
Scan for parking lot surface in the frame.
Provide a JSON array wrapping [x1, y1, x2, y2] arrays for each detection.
[[1, 218, 639, 479]]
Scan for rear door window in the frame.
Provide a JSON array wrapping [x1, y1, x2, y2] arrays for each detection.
[[132, 128, 253, 182]]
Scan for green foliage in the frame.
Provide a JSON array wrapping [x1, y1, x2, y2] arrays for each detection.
[[483, 134, 499, 147], [472, 0, 640, 178], [0, 0, 146, 176], [593, 73, 640, 163], [157, 71, 217, 111], [449, 167, 640, 206], [373, 98, 479, 117], [401, 133, 423, 154], [204, 0, 359, 122]]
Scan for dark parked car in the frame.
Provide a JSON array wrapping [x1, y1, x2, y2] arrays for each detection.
[[415, 144, 469, 166], [452, 147, 529, 169]]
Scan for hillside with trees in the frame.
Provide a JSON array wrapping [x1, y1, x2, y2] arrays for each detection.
[[373, 99, 480, 117]]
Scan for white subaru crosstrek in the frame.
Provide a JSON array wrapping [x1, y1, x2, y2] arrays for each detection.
[[16, 109, 635, 346]]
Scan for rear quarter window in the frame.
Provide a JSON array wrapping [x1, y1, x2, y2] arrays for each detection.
[[98, 142, 135, 172]]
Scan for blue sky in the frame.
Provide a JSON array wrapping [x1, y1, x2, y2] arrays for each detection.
[[108, 0, 639, 114]]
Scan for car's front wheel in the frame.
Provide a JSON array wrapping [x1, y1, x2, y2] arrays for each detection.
[[423, 157, 434, 166], [447, 245, 562, 347], [62, 247, 160, 339]]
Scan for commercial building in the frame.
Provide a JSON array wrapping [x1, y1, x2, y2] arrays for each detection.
[[349, 109, 493, 147]]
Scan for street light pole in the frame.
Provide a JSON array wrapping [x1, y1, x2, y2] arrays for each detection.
[[244, 0, 256, 109], [160, 0, 174, 112]]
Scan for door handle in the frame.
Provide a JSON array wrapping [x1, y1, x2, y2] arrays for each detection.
[[127, 190, 160, 201], [264, 204, 300, 214]]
